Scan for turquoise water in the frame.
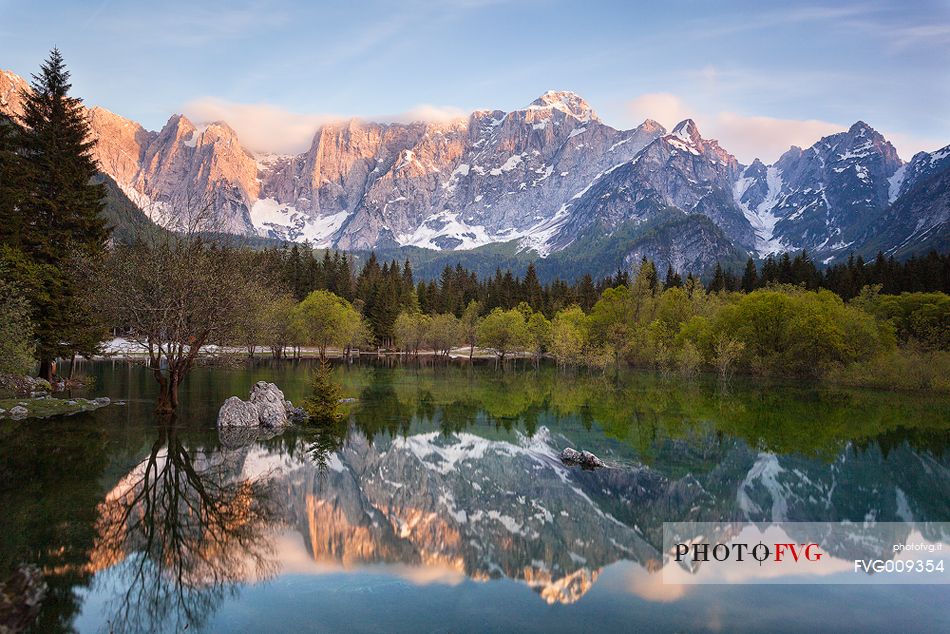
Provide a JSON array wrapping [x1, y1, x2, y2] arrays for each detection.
[[1, 360, 948, 633]]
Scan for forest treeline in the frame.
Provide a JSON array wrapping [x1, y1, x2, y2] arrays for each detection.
[[218, 244, 950, 391], [265, 243, 950, 317]]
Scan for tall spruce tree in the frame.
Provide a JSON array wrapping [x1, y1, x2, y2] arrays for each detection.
[[741, 257, 758, 292], [15, 49, 109, 380]]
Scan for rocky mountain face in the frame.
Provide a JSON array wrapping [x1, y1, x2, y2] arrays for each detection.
[[854, 145, 950, 257], [2, 69, 947, 272]]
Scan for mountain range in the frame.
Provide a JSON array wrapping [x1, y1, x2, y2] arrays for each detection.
[[2, 69, 948, 276]]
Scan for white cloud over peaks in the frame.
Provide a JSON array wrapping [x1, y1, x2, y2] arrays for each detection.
[[626, 92, 946, 163], [183, 98, 336, 155], [182, 99, 469, 155], [626, 92, 842, 163], [626, 93, 693, 131], [712, 112, 843, 163], [383, 104, 469, 124]]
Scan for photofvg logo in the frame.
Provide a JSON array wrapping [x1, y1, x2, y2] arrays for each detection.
[[673, 540, 824, 565], [661, 522, 950, 585]]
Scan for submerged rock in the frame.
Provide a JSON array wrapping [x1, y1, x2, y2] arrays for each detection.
[[559, 447, 606, 470], [218, 425, 282, 449], [217, 382, 299, 428]]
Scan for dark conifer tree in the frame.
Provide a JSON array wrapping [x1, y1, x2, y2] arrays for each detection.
[[522, 262, 543, 311], [761, 255, 778, 285], [664, 264, 682, 288], [577, 273, 597, 311], [741, 257, 758, 292], [14, 50, 110, 380], [708, 263, 726, 293]]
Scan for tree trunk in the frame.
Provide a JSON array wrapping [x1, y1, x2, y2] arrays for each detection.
[[469, 344, 474, 361], [38, 359, 55, 382], [155, 372, 181, 414]]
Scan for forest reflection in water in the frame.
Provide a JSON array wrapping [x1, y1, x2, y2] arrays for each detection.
[[1, 360, 948, 632]]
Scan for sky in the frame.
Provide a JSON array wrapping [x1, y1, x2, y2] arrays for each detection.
[[1, 0, 948, 162]]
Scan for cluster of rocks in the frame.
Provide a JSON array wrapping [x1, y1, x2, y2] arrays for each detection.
[[0, 396, 113, 420], [559, 447, 607, 470], [217, 382, 307, 429], [0, 375, 52, 398]]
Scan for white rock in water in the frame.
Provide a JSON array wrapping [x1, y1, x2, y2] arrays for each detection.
[[217, 396, 261, 427], [249, 381, 290, 428]]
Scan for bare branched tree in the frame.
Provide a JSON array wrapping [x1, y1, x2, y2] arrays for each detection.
[[96, 190, 247, 412]]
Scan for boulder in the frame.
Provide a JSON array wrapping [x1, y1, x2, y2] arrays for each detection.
[[217, 382, 300, 428], [249, 381, 290, 428], [9, 405, 29, 420], [559, 447, 606, 470], [93, 397, 111, 406], [217, 396, 261, 427]]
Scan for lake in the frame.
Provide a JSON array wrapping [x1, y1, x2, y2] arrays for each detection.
[[1, 359, 948, 633]]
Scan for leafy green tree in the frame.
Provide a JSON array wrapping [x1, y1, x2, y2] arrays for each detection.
[[460, 300, 481, 360], [861, 292, 950, 350], [261, 293, 299, 359], [526, 311, 552, 363], [428, 313, 462, 356], [549, 306, 589, 367], [589, 286, 634, 366], [294, 290, 363, 359], [393, 311, 430, 356], [712, 288, 886, 376], [476, 308, 531, 361]]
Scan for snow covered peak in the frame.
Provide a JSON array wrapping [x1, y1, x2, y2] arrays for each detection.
[[671, 119, 702, 145], [527, 90, 599, 122]]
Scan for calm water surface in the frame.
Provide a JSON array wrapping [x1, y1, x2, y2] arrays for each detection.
[[1, 360, 948, 633]]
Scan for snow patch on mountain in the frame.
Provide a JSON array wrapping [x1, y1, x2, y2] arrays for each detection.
[[887, 164, 907, 203], [734, 166, 785, 255], [397, 210, 493, 250], [250, 197, 348, 245]]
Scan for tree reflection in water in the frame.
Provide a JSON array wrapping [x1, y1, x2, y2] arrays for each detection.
[[90, 425, 282, 633]]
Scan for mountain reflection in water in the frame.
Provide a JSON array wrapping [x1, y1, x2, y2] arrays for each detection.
[[1, 360, 948, 633]]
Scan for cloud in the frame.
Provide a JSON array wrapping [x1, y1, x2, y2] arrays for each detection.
[[712, 112, 843, 163], [183, 98, 337, 154], [381, 104, 469, 124], [627, 92, 843, 163], [883, 131, 947, 160], [626, 93, 693, 130], [182, 98, 469, 155]]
